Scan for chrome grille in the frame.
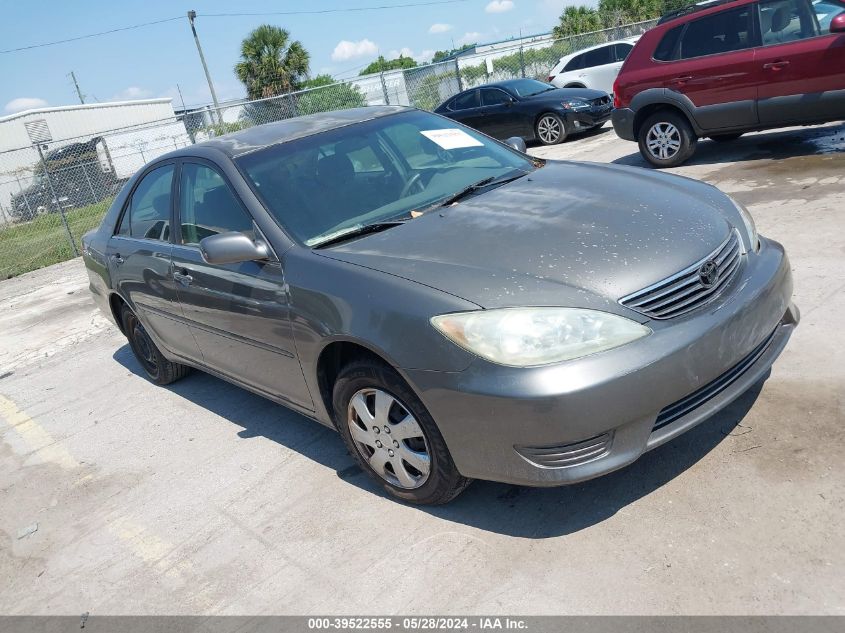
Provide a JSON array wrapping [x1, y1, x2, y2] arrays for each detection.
[[515, 432, 612, 468], [620, 231, 742, 320]]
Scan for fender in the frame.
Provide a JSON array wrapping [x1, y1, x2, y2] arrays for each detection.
[[629, 88, 706, 136]]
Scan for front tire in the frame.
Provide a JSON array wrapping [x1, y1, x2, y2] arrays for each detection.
[[121, 305, 190, 385], [332, 359, 471, 505], [536, 113, 568, 145], [638, 110, 697, 168]]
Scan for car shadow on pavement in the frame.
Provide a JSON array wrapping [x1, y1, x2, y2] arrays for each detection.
[[114, 344, 766, 538], [612, 122, 845, 169]]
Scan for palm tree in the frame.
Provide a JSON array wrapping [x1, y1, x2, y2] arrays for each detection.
[[553, 6, 603, 38], [235, 25, 310, 99]]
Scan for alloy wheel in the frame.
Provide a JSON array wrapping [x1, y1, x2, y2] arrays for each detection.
[[646, 122, 681, 160], [537, 115, 562, 144], [346, 388, 431, 489]]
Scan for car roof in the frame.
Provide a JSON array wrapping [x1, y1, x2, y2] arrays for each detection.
[[556, 36, 641, 64], [178, 105, 411, 158]]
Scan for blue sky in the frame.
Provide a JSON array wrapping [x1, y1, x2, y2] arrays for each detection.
[[0, 0, 585, 114]]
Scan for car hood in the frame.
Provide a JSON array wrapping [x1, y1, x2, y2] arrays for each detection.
[[525, 87, 607, 102], [317, 161, 733, 316]]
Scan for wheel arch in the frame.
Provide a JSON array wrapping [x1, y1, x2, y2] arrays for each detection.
[[315, 339, 403, 427], [632, 102, 692, 141], [563, 82, 586, 89], [109, 292, 129, 335]]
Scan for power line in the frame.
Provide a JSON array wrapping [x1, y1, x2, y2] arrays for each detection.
[[201, 0, 471, 18], [0, 0, 472, 54], [0, 16, 183, 54]]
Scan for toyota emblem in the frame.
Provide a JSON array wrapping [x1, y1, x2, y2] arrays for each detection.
[[698, 260, 719, 287]]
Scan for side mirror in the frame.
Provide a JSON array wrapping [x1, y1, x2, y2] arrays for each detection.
[[504, 136, 528, 153], [200, 232, 270, 265], [831, 13, 845, 33]]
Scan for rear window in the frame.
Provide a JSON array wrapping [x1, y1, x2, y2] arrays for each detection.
[[614, 43, 634, 61], [584, 45, 613, 67], [448, 90, 480, 111], [654, 25, 684, 61], [564, 53, 586, 72], [679, 6, 755, 58]]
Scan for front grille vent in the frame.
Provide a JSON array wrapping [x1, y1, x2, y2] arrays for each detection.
[[515, 432, 612, 468], [591, 95, 611, 107], [620, 231, 742, 319]]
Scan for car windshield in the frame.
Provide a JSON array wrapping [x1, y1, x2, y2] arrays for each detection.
[[236, 110, 536, 246], [505, 79, 556, 97]]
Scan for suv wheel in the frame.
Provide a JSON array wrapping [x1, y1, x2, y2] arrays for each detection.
[[638, 110, 697, 168], [332, 358, 472, 505]]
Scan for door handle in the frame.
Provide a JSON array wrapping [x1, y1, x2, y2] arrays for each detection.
[[110, 253, 124, 264], [763, 60, 790, 70], [173, 270, 193, 286]]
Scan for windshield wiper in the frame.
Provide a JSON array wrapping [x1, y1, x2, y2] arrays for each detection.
[[439, 176, 496, 207], [311, 221, 407, 249]]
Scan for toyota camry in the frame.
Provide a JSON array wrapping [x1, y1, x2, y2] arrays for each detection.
[[83, 106, 798, 504]]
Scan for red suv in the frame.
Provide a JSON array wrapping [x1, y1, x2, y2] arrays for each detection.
[[612, 0, 845, 167]]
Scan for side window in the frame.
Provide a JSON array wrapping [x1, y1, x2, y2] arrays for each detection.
[[813, 0, 845, 33], [449, 90, 480, 111], [120, 164, 174, 240], [563, 53, 585, 71], [179, 163, 253, 246], [584, 45, 613, 68], [679, 6, 755, 59], [614, 43, 634, 61], [654, 25, 684, 61], [760, 0, 820, 43], [481, 88, 512, 106]]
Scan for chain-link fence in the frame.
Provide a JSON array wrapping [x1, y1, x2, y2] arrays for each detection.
[[0, 18, 657, 280]]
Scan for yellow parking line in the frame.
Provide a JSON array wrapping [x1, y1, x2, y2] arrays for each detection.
[[0, 394, 78, 469]]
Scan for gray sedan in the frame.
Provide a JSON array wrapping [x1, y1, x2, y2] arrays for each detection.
[[82, 106, 798, 504]]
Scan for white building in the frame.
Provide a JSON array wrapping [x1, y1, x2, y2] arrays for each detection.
[[0, 99, 191, 221]]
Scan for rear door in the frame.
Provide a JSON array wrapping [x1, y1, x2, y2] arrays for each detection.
[[107, 162, 202, 363], [665, 4, 761, 130], [755, 0, 845, 124], [170, 160, 313, 409], [479, 87, 519, 138], [444, 89, 485, 131]]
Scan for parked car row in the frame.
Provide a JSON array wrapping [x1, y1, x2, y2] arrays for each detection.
[[436, 0, 844, 167]]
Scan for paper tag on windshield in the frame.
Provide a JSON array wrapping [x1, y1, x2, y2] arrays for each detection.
[[420, 129, 483, 150]]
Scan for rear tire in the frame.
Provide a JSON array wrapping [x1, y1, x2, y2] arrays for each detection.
[[710, 133, 743, 142], [332, 358, 471, 505], [121, 305, 190, 385], [637, 110, 697, 168]]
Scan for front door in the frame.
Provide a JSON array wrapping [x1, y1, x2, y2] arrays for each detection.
[[667, 4, 760, 130], [107, 162, 201, 363], [755, 0, 845, 124], [170, 160, 313, 410]]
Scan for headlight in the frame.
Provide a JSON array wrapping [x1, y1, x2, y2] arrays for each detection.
[[561, 98, 591, 111], [430, 308, 650, 367], [728, 196, 758, 253]]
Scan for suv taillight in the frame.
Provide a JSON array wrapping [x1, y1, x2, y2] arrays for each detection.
[[612, 78, 622, 108]]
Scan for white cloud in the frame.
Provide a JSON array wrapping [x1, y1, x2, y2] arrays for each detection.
[[485, 0, 515, 13], [388, 47, 437, 62], [388, 47, 415, 58], [456, 31, 482, 46], [4, 97, 48, 114], [428, 23, 453, 33], [331, 38, 378, 61], [111, 86, 153, 101]]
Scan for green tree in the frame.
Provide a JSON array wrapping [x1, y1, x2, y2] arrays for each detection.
[[235, 25, 310, 99], [298, 81, 367, 115], [359, 54, 418, 75], [431, 43, 476, 62], [552, 6, 603, 38], [302, 74, 336, 89]]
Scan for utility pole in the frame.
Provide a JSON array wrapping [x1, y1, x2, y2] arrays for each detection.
[[187, 10, 222, 123], [69, 71, 85, 104]]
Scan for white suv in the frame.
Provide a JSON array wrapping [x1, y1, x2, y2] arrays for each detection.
[[547, 36, 640, 95]]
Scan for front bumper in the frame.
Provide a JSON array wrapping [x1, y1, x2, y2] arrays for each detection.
[[611, 107, 636, 141], [405, 237, 797, 486], [569, 106, 613, 130]]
